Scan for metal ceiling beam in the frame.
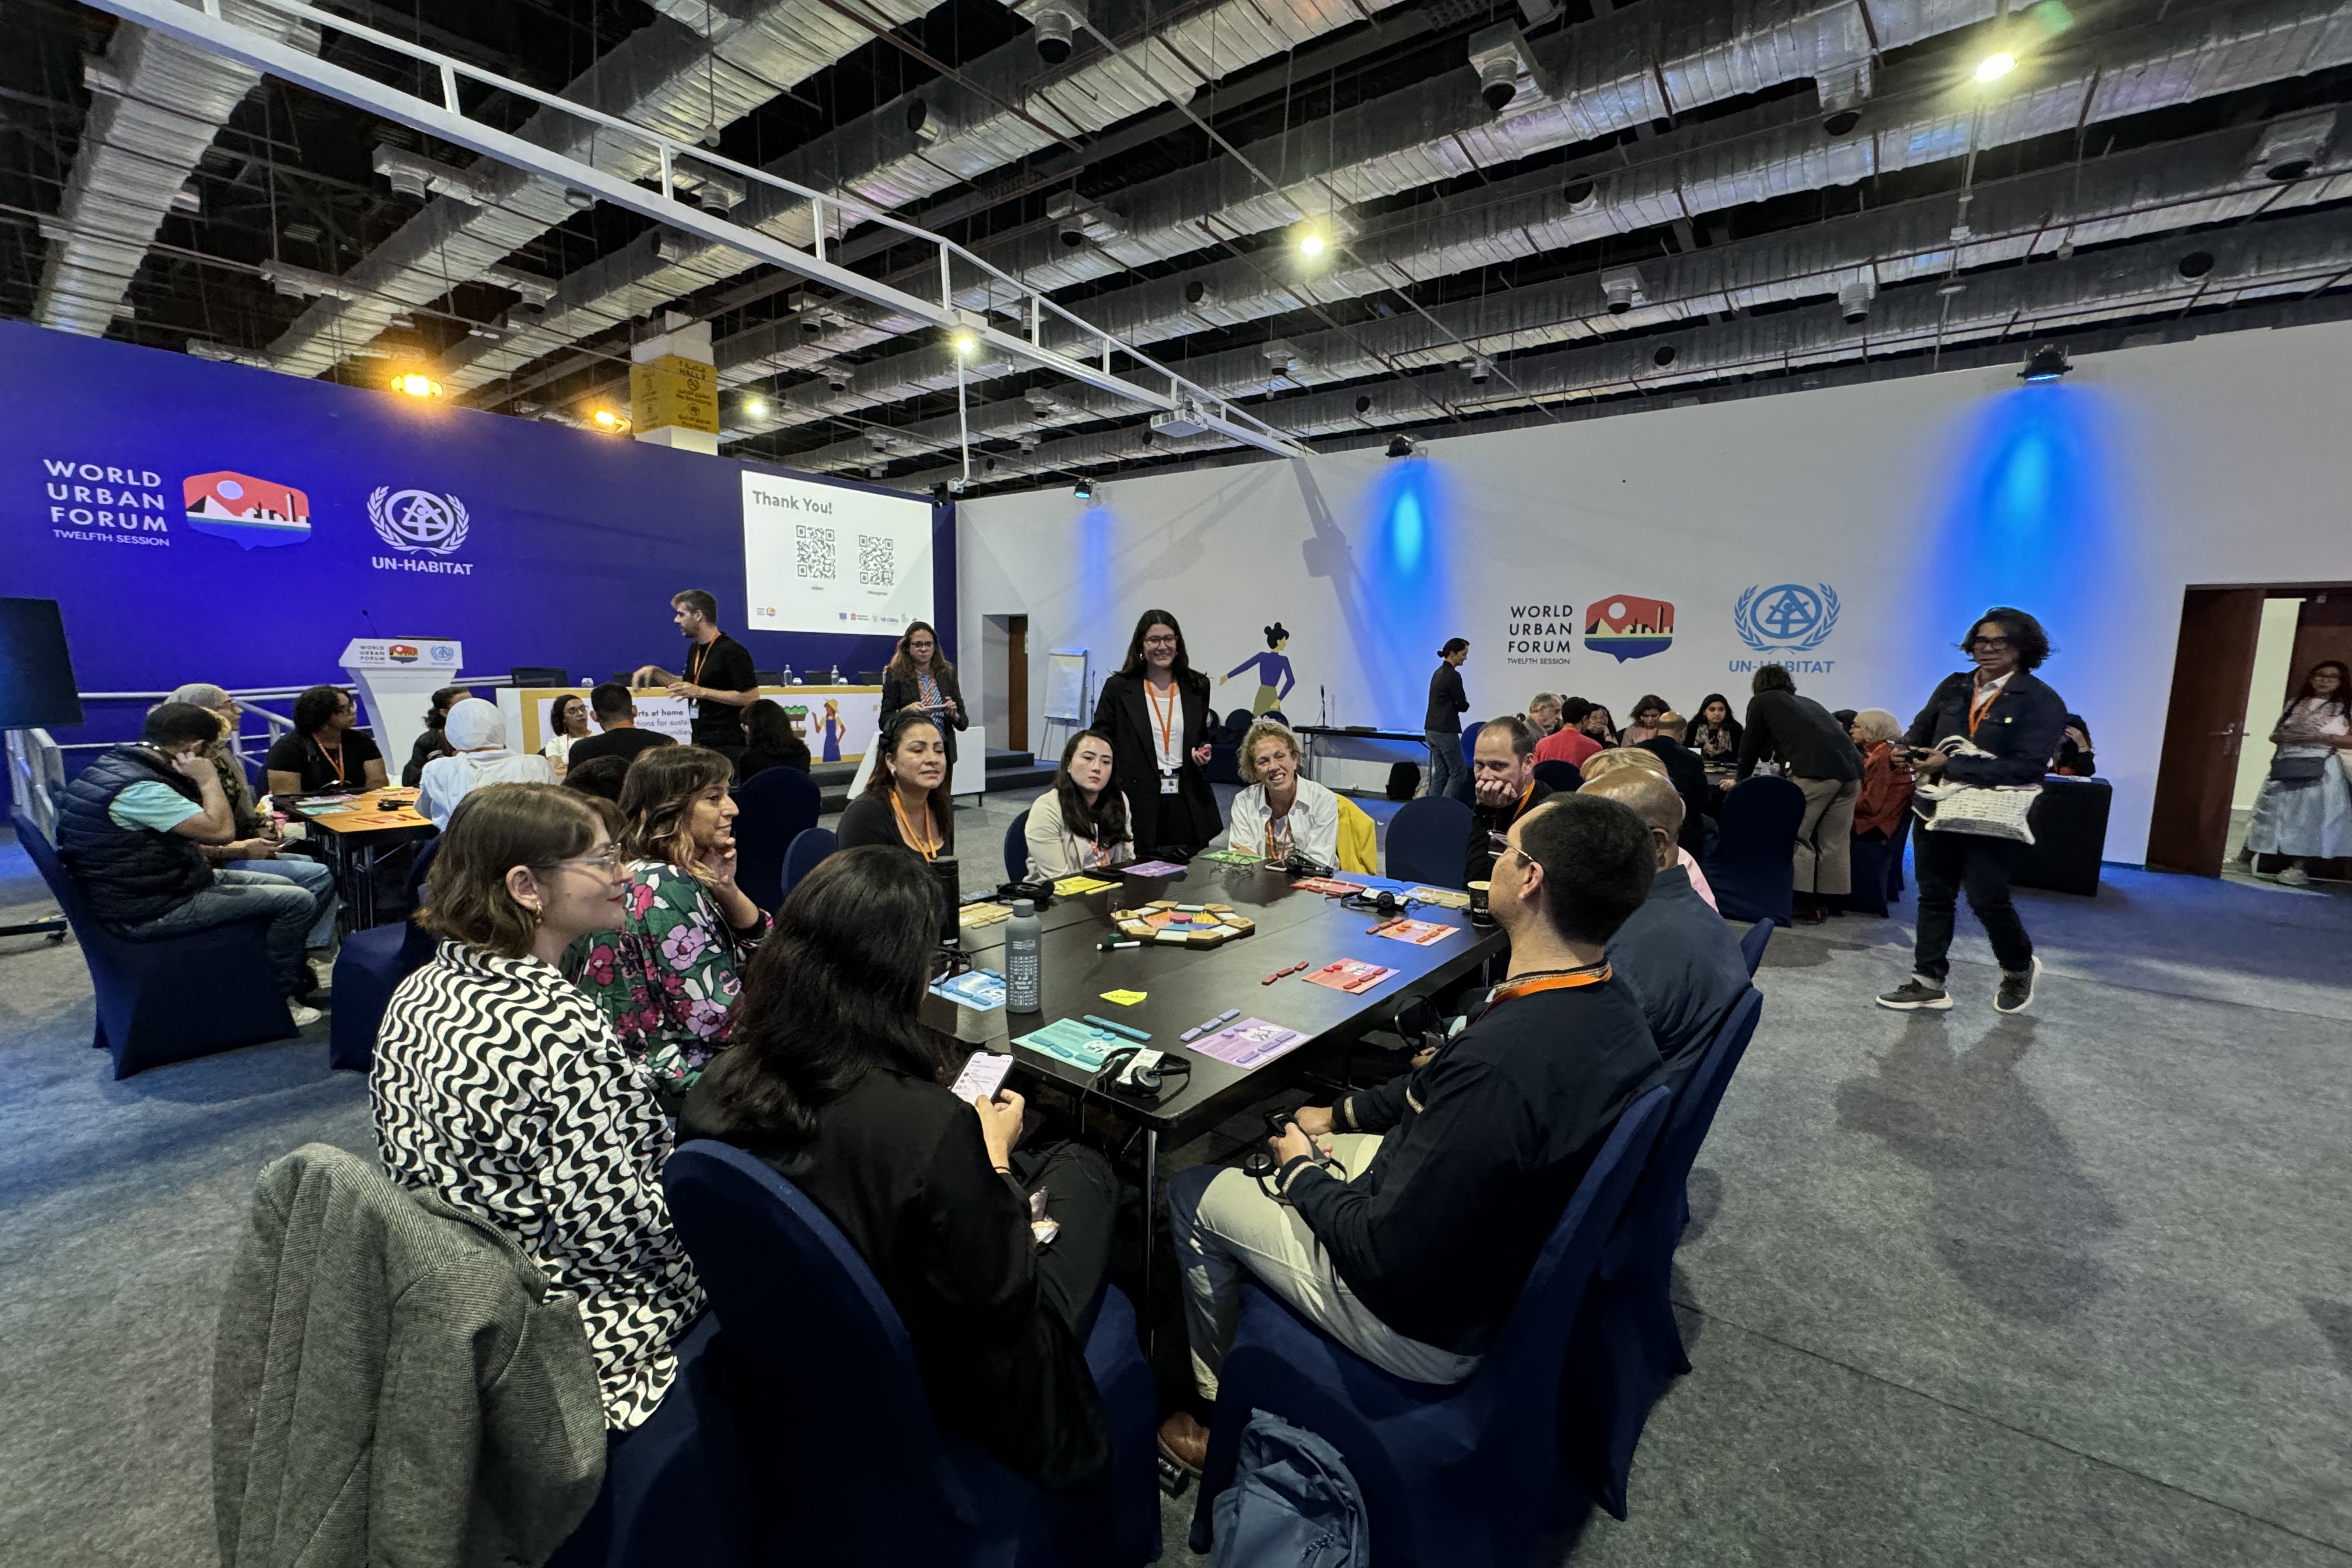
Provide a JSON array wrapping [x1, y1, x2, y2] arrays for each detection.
[[74, 0, 1312, 463]]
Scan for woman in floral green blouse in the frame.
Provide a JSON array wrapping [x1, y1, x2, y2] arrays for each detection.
[[565, 746, 768, 1097]]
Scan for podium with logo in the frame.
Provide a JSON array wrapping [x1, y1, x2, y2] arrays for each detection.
[[340, 638, 463, 766]]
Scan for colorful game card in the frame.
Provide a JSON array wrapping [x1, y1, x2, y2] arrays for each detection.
[[1293, 877, 1366, 897], [1371, 919, 1457, 946], [1121, 859, 1188, 877], [1192, 849, 1265, 866], [1190, 1017, 1309, 1069], [1305, 960, 1398, 995], [930, 968, 1006, 1010], [1053, 874, 1119, 897], [1405, 886, 1472, 909], [1013, 1017, 1124, 1069]]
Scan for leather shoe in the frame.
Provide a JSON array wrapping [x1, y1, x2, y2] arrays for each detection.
[[1157, 1410, 1209, 1475]]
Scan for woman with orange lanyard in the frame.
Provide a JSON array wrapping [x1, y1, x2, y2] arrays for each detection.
[[1092, 608, 1221, 860], [837, 709, 956, 862], [1877, 607, 2070, 1017]]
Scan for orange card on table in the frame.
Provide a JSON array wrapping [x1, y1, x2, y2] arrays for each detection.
[[1370, 919, 1456, 946], [1306, 959, 1398, 994]]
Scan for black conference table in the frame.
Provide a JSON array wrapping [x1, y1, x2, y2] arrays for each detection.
[[926, 858, 1508, 1330]]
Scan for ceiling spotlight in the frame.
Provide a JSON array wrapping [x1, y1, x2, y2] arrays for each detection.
[[743, 397, 768, 419], [951, 330, 979, 358], [563, 188, 594, 212], [1073, 477, 1094, 500], [1974, 51, 2016, 83], [1385, 433, 1415, 459], [591, 407, 631, 432], [1298, 233, 1326, 258], [2018, 344, 2070, 383], [391, 372, 442, 398]]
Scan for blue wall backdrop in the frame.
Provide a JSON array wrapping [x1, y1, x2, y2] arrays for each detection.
[[1, 320, 951, 774]]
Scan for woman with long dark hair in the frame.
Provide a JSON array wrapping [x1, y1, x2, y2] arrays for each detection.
[[565, 744, 767, 1096], [1685, 694, 1743, 766], [681, 848, 1119, 1488], [836, 709, 956, 859], [542, 692, 592, 775], [1023, 728, 1133, 879], [2246, 659, 2351, 886], [879, 621, 970, 768], [1093, 609, 1220, 857], [376, 783, 704, 1432], [736, 697, 812, 781], [1877, 607, 2067, 1015]]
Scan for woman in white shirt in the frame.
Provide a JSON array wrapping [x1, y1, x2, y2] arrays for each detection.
[[1024, 730, 1134, 879], [417, 698, 555, 827], [2246, 659, 2351, 886], [1226, 719, 1339, 866], [541, 692, 592, 776]]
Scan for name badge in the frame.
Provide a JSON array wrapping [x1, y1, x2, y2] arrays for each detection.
[[1160, 770, 1180, 795]]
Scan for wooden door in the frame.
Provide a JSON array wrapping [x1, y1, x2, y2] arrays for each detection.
[[2146, 587, 2266, 875], [1006, 615, 1028, 756]]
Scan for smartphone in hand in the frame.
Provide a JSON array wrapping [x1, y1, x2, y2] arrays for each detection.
[[952, 1051, 1015, 1102]]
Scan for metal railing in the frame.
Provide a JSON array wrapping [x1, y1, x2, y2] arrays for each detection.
[[54, 675, 514, 771]]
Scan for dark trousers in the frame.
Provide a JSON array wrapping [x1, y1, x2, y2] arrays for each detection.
[[1012, 1140, 1117, 1343], [1911, 829, 2032, 983]]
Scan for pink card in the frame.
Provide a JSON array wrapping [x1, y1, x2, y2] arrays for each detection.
[[1306, 960, 1398, 995], [1189, 1018, 1309, 1068], [1371, 919, 1456, 946]]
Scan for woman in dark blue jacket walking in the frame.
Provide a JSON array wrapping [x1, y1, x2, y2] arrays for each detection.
[[1877, 607, 2068, 1017]]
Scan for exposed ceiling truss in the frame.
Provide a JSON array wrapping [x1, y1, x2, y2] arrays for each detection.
[[6, 0, 2349, 494]]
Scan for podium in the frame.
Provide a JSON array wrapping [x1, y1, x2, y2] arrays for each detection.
[[340, 638, 463, 766]]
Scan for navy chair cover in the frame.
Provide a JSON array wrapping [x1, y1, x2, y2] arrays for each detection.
[[780, 827, 834, 900], [1699, 776, 1805, 926], [1188, 1086, 1672, 1567], [1382, 794, 1472, 888], [1005, 808, 1031, 883], [328, 918, 438, 1072], [545, 1312, 751, 1568], [663, 1141, 1160, 1568], [1559, 991, 1763, 1518], [1845, 830, 1894, 916], [1884, 808, 1912, 897], [13, 811, 296, 1077], [731, 767, 821, 913], [1531, 760, 1583, 793], [1737, 916, 1775, 977]]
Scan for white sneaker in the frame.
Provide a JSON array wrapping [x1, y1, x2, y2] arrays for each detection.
[[2277, 865, 2311, 888], [289, 1002, 324, 1028]]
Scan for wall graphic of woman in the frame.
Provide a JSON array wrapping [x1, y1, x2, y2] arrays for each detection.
[[821, 699, 844, 764], [1222, 623, 1297, 719]]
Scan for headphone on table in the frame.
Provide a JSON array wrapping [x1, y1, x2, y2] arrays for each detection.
[[1095, 1046, 1192, 1100], [1340, 888, 1422, 918]]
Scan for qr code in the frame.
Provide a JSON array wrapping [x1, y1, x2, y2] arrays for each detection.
[[858, 534, 894, 587], [794, 524, 836, 581]]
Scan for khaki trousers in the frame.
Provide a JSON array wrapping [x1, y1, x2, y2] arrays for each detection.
[[1793, 776, 1861, 896]]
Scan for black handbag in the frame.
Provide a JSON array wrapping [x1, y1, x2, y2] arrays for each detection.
[[2268, 754, 2328, 783]]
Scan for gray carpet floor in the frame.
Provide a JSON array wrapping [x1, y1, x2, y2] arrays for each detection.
[[3, 802, 2346, 1568]]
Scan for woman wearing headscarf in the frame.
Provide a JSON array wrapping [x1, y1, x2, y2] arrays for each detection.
[[416, 698, 556, 827]]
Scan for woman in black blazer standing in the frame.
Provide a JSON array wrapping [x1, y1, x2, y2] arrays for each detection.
[[1092, 608, 1220, 858], [1877, 607, 2068, 1018], [877, 621, 968, 768]]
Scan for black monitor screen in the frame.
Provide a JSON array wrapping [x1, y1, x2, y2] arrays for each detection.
[[0, 598, 83, 730]]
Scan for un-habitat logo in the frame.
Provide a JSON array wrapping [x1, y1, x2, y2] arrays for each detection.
[[369, 486, 475, 576], [1730, 582, 1840, 673]]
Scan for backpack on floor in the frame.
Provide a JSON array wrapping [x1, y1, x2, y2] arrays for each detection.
[[1385, 761, 1420, 801], [1211, 1409, 1368, 1568]]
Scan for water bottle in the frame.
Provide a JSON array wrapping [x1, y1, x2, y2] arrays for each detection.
[[930, 855, 961, 946], [780, 663, 794, 685], [1005, 899, 1042, 1013], [828, 663, 842, 684]]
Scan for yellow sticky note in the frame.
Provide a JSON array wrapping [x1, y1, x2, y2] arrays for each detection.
[[1100, 989, 1149, 1007], [1055, 874, 1119, 896]]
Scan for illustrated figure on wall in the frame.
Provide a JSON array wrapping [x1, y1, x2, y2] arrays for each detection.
[[820, 699, 844, 764], [1222, 622, 1298, 718]]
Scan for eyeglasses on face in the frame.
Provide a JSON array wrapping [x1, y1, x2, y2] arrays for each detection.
[[548, 844, 625, 873], [1143, 634, 1178, 647], [1487, 831, 1532, 867], [1969, 636, 2014, 650]]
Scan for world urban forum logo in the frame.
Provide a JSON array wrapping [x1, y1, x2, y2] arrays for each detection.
[[1583, 595, 1675, 662], [183, 471, 313, 550]]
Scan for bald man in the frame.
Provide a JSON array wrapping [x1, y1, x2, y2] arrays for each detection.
[[1581, 769, 1749, 1091]]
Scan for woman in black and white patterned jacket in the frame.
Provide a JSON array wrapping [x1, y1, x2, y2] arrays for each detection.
[[373, 782, 705, 1432]]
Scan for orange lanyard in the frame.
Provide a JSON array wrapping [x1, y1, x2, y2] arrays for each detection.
[[687, 640, 708, 688], [1146, 680, 1180, 760], [317, 736, 345, 780], [1480, 965, 1610, 1016], [1967, 680, 2003, 737], [890, 791, 938, 861]]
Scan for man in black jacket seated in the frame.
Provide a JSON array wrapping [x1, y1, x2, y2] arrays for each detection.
[[1581, 769, 1748, 1092], [1158, 793, 1665, 1468]]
